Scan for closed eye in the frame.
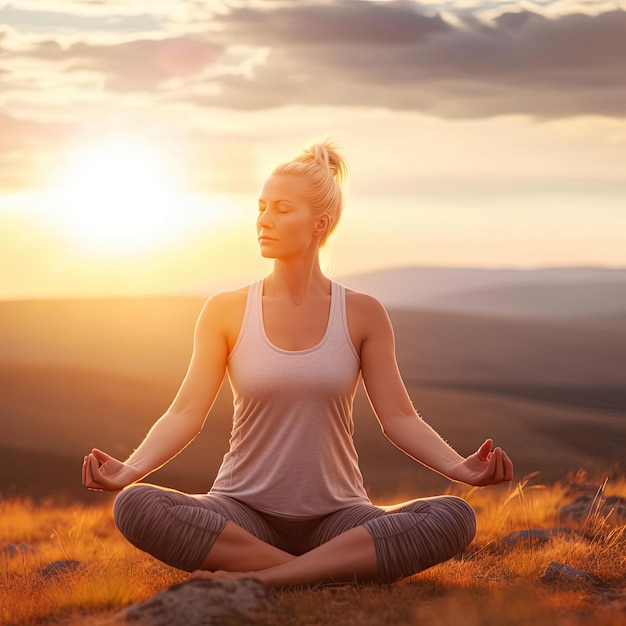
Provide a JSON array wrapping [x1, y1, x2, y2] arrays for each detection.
[[258, 199, 294, 213]]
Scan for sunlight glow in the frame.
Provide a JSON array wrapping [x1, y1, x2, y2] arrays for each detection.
[[57, 137, 183, 254]]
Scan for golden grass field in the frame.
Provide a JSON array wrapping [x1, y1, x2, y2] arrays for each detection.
[[1, 471, 625, 626]]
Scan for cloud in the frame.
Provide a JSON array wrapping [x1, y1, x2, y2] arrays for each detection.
[[1, 1, 625, 192], [220, 0, 451, 45], [0, 4, 163, 34], [191, 3, 626, 118], [2, 2, 625, 118], [22, 36, 223, 91]]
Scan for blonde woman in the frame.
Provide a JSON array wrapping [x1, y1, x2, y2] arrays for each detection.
[[82, 139, 513, 586]]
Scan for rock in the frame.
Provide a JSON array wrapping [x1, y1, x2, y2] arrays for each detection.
[[559, 494, 626, 524], [41, 560, 81, 579], [0, 543, 36, 558], [502, 528, 575, 548], [603, 495, 626, 518], [116, 579, 274, 625], [541, 561, 602, 586]]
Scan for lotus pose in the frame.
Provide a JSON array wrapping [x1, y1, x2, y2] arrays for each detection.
[[82, 139, 513, 587]]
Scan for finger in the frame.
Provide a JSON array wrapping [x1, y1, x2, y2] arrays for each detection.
[[493, 448, 504, 483], [84, 454, 97, 489], [88, 454, 106, 490], [90, 453, 101, 475], [477, 439, 493, 462], [83, 455, 95, 490], [82, 456, 88, 486], [479, 445, 498, 484], [502, 450, 514, 481], [92, 448, 111, 465]]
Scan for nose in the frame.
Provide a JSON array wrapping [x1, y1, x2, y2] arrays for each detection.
[[257, 209, 273, 230]]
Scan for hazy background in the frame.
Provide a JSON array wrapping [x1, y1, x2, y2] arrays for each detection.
[[1, 1, 625, 501]]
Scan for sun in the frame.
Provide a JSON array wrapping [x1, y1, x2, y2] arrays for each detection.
[[57, 136, 181, 253]]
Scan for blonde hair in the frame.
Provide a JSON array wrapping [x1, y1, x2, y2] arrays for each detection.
[[272, 138, 348, 245]]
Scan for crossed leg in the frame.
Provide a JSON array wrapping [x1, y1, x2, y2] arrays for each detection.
[[192, 496, 476, 586], [192, 524, 378, 586], [113, 486, 475, 587], [197, 520, 295, 571], [113, 484, 292, 572], [113, 484, 377, 583]]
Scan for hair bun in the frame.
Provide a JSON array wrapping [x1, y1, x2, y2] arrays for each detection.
[[297, 139, 348, 184]]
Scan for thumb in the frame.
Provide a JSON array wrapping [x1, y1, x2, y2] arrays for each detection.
[[477, 439, 493, 462]]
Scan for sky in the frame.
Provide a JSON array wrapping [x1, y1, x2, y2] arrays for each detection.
[[1, 0, 625, 299]]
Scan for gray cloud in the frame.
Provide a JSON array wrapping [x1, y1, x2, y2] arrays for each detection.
[[196, 3, 626, 118], [21, 36, 223, 91], [221, 0, 451, 45], [1, 1, 625, 120]]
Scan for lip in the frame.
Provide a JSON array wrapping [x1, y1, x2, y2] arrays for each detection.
[[258, 236, 276, 242]]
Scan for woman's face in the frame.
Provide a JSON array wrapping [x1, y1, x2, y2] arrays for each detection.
[[257, 175, 323, 259]]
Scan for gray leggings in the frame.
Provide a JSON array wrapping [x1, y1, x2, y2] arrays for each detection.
[[113, 484, 476, 583]]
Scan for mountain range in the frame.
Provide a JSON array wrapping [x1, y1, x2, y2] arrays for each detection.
[[340, 265, 626, 317], [1, 265, 624, 502]]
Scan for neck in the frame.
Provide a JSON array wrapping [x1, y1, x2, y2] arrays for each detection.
[[265, 256, 330, 304]]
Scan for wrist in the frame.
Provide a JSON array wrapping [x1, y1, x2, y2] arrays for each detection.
[[124, 461, 148, 482], [445, 459, 469, 483]]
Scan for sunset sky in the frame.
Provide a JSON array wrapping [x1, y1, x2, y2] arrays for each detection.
[[1, 0, 625, 299]]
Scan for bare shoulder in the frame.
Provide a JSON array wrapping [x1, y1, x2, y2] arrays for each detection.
[[196, 286, 249, 349], [345, 288, 390, 321], [203, 286, 248, 313], [344, 288, 393, 350]]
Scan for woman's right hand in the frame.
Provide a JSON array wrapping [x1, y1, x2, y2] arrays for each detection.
[[81, 448, 142, 492]]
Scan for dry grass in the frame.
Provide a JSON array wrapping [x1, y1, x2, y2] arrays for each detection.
[[1, 472, 625, 625]]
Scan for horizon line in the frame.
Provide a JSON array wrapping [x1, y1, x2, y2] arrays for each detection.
[[1, 262, 625, 304]]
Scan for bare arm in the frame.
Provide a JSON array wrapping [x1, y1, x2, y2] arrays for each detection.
[[82, 292, 233, 491], [355, 294, 513, 487]]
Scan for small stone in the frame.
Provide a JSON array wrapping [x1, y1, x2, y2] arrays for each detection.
[[41, 560, 81, 579], [605, 496, 626, 519], [541, 561, 602, 586], [559, 494, 626, 523], [0, 543, 36, 558], [116, 578, 274, 625]]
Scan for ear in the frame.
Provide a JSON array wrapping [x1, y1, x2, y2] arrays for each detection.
[[314, 215, 329, 238]]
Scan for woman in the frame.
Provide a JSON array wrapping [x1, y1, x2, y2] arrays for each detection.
[[82, 139, 513, 586]]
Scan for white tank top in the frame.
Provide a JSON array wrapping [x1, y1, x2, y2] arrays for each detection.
[[210, 278, 372, 516]]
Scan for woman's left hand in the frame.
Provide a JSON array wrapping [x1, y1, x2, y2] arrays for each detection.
[[449, 439, 514, 487], [82, 449, 141, 492]]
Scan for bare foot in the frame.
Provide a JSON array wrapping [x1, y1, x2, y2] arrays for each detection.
[[190, 569, 261, 582]]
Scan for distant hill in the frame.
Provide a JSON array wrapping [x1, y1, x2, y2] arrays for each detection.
[[340, 266, 626, 317], [2, 296, 624, 387], [1, 281, 625, 501]]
